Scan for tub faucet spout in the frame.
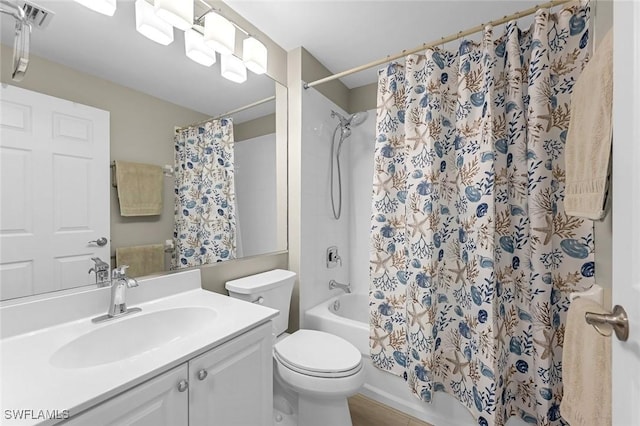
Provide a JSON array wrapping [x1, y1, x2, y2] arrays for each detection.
[[329, 279, 351, 294]]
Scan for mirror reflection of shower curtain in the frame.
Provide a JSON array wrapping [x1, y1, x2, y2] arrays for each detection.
[[173, 118, 237, 268], [234, 162, 244, 258]]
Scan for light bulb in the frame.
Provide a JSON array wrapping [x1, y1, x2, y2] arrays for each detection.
[[185, 28, 217, 67], [154, 0, 193, 31], [204, 12, 235, 55], [73, 0, 117, 16], [243, 37, 267, 74], [135, 0, 174, 46], [221, 54, 247, 83]]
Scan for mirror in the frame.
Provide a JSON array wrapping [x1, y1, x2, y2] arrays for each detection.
[[0, 1, 287, 301]]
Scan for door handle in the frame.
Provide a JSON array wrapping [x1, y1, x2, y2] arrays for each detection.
[[88, 237, 108, 247], [585, 304, 629, 341]]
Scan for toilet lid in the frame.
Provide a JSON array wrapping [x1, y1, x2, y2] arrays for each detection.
[[274, 330, 362, 378]]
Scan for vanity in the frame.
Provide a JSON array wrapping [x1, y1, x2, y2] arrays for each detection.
[[0, 270, 278, 426]]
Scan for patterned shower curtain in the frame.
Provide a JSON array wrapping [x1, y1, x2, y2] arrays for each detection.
[[173, 118, 237, 268], [369, 4, 594, 425]]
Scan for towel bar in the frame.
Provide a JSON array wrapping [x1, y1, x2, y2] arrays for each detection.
[[110, 161, 173, 188]]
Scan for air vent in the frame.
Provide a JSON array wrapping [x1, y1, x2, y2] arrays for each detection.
[[21, 1, 54, 29]]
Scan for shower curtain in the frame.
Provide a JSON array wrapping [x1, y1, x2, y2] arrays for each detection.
[[369, 4, 594, 425], [173, 118, 237, 268]]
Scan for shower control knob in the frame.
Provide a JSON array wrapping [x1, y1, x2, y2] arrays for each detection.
[[197, 369, 208, 380], [177, 379, 189, 392]]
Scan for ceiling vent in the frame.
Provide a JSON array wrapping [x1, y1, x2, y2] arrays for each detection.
[[21, 1, 54, 29]]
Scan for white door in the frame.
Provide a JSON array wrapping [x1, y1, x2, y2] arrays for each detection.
[[612, 2, 640, 425], [0, 85, 110, 299]]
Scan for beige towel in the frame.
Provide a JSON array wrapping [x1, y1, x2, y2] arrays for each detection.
[[565, 29, 613, 220], [560, 297, 611, 426], [116, 244, 165, 278], [115, 161, 163, 216]]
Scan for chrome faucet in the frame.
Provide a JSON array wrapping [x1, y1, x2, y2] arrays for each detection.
[[329, 279, 351, 294], [92, 265, 141, 323], [88, 257, 110, 286]]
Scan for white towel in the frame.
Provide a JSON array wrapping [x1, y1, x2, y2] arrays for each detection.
[[564, 29, 613, 220], [560, 297, 611, 426]]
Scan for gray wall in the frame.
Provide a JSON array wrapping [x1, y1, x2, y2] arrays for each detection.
[[0, 44, 208, 261]]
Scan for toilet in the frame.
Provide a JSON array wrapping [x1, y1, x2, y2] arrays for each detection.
[[225, 269, 365, 426]]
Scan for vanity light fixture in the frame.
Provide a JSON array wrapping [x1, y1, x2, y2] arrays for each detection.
[[242, 36, 267, 75], [73, 0, 116, 16], [154, 0, 193, 31], [185, 27, 217, 67], [221, 54, 247, 84], [135, 0, 174, 46], [203, 12, 235, 55]]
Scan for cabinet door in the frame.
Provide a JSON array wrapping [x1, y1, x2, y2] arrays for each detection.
[[189, 322, 273, 426], [63, 365, 188, 426]]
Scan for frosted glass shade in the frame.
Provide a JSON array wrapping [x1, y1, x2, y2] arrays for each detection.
[[154, 0, 193, 31], [185, 28, 217, 67], [221, 55, 247, 83], [243, 37, 267, 74], [135, 0, 174, 46], [204, 13, 235, 55], [73, 0, 116, 16]]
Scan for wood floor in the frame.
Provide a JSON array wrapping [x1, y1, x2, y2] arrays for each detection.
[[349, 394, 433, 426]]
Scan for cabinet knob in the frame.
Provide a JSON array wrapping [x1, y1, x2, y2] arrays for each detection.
[[197, 369, 208, 380], [177, 379, 189, 392]]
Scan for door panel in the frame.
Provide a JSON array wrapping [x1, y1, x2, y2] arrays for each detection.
[[612, 2, 640, 425], [0, 85, 110, 299]]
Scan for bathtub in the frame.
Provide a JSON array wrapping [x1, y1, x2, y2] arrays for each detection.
[[306, 293, 528, 426]]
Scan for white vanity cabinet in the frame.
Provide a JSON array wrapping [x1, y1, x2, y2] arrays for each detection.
[[61, 322, 272, 426], [63, 365, 189, 426], [189, 321, 273, 426]]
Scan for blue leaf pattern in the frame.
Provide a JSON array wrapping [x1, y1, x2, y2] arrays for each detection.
[[369, 4, 594, 425], [173, 119, 237, 268]]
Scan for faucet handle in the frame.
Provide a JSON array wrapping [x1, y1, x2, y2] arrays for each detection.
[[112, 265, 129, 278], [91, 257, 109, 270]]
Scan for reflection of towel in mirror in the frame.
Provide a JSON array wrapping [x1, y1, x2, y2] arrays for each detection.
[[565, 29, 613, 220], [115, 161, 163, 216], [560, 297, 611, 426], [116, 244, 165, 278]]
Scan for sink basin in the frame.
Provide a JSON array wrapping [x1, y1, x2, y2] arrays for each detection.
[[50, 307, 217, 369]]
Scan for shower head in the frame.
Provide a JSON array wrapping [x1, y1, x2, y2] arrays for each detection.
[[331, 110, 368, 129], [349, 111, 368, 127]]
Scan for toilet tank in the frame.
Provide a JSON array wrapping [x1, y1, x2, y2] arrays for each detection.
[[225, 269, 296, 336]]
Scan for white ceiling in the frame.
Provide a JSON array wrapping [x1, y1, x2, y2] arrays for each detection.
[[1, 0, 542, 116], [225, 0, 540, 88]]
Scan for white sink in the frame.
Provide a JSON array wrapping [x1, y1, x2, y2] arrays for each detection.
[[50, 307, 217, 369]]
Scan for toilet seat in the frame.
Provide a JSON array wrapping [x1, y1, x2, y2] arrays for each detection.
[[274, 330, 362, 378]]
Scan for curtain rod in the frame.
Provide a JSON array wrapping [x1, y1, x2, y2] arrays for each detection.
[[303, 0, 574, 89], [176, 95, 276, 131]]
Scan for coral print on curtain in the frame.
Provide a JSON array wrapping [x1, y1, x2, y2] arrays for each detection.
[[173, 118, 237, 268], [369, 3, 594, 425]]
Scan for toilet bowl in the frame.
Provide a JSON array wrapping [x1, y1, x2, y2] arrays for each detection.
[[226, 270, 364, 426]]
